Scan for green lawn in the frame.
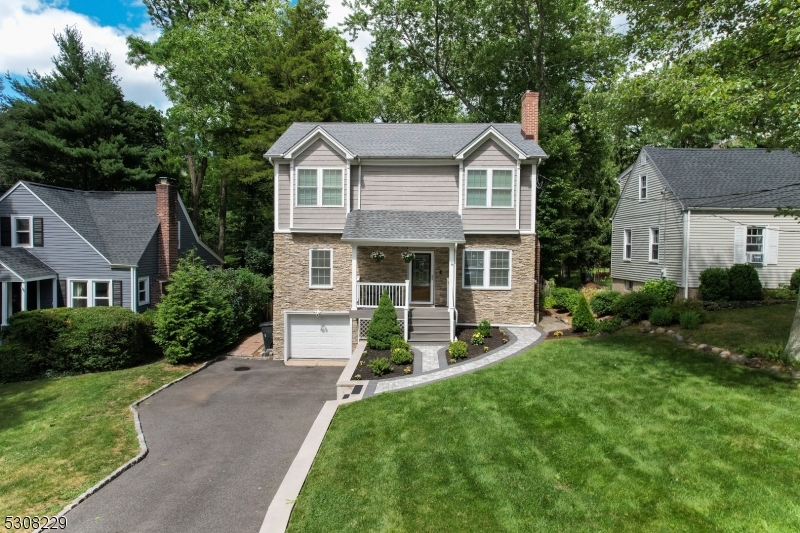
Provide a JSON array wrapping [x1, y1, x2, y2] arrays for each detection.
[[289, 329, 800, 532], [0, 361, 196, 520], [674, 303, 795, 358]]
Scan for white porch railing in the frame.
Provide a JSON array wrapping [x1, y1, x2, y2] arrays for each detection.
[[357, 281, 410, 309]]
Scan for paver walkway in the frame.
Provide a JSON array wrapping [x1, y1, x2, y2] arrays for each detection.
[[414, 343, 446, 372], [228, 331, 265, 357], [371, 327, 543, 396]]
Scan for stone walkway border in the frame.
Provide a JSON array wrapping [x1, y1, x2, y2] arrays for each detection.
[[34, 358, 222, 533]]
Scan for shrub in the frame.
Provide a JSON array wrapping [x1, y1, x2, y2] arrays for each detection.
[[590, 290, 621, 316], [0, 307, 159, 382], [368, 357, 392, 376], [477, 319, 492, 337], [699, 268, 730, 301], [791, 268, 800, 292], [649, 307, 674, 327], [641, 279, 678, 307], [209, 268, 273, 339], [390, 336, 410, 351], [668, 299, 707, 324], [763, 287, 797, 300], [153, 253, 235, 364], [390, 347, 413, 365], [449, 339, 468, 359], [592, 317, 623, 334], [543, 296, 558, 309], [552, 287, 582, 313], [611, 291, 660, 321], [366, 291, 402, 349], [570, 295, 596, 333], [679, 311, 701, 330], [471, 331, 484, 345], [728, 263, 762, 301]]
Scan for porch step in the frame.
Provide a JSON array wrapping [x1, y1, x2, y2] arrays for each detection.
[[408, 307, 451, 342], [410, 307, 450, 319], [410, 317, 450, 327], [409, 331, 452, 342], [409, 324, 450, 334]]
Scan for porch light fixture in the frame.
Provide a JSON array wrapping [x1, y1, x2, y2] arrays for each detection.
[[371, 250, 385, 263], [401, 251, 415, 263]]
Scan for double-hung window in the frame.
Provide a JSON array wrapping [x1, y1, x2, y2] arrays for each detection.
[[69, 280, 111, 307], [462, 250, 511, 289], [466, 169, 514, 207], [623, 229, 632, 260], [310, 249, 332, 288], [138, 277, 150, 306], [640, 175, 647, 200], [296, 169, 343, 207], [746, 227, 764, 263], [12, 216, 32, 247], [649, 228, 660, 262]]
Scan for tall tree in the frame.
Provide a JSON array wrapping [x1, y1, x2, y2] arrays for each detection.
[[0, 27, 165, 191]]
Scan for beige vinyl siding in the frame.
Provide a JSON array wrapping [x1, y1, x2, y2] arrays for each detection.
[[350, 164, 359, 210], [292, 139, 348, 230], [611, 156, 684, 287], [294, 138, 346, 166], [687, 211, 800, 288], [277, 164, 290, 230], [464, 139, 516, 167], [520, 165, 532, 230], [359, 165, 459, 211], [462, 139, 519, 232]]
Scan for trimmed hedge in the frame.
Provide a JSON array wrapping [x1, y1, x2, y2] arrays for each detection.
[[551, 287, 582, 313], [641, 279, 678, 307], [728, 264, 762, 301], [612, 291, 660, 321], [699, 267, 730, 302], [0, 307, 159, 382], [590, 290, 621, 316]]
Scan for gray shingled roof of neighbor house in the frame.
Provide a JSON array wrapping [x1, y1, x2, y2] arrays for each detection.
[[24, 182, 160, 265], [0, 247, 57, 280], [644, 147, 800, 209], [342, 210, 466, 243], [265, 123, 548, 159]]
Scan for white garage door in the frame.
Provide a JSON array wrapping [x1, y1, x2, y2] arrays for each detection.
[[288, 314, 351, 359]]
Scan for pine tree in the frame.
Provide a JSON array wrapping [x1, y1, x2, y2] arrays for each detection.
[[366, 291, 402, 349]]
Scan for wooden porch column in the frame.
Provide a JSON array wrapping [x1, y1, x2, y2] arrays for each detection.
[[21, 282, 27, 311], [1, 281, 8, 326], [351, 245, 358, 310], [448, 244, 456, 310]]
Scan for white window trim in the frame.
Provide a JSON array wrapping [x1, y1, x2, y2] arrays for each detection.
[[623, 228, 632, 261], [649, 227, 660, 263], [295, 167, 345, 208], [746, 226, 765, 264], [309, 248, 333, 289], [137, 276, 150, 305], [464, 167, 515, 209], [639, 175, 647, 201], [461, 249, 512, 290], [67, 279, 112, 307], [12, 215, 33, 248]]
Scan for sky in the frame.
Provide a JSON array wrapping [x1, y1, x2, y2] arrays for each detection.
[[0, 0, 372, 111]]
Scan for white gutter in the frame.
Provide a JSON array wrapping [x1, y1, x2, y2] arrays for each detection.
[[684, 210, 691, 299], [130, 267, 137, 313]]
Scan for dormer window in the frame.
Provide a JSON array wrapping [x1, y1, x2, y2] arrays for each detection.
[[12, 216, 32, 248], [296, 168, 343, 207], [466, 169, 514, 208]]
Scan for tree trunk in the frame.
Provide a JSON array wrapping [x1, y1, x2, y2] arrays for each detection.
[[186, 154, 207, 228], [217, 174, 227, 259], [784, 290, 800, 360]]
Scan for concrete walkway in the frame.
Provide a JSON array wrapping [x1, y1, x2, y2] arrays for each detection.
[[228, 331, 265, 357], [414, 343, 447, 372], [368, 326, 543, 396], [62, 359, 340, 533]]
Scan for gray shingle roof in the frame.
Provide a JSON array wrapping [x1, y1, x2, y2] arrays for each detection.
[[0, 248, 56, 280], [24, 182, 160, 265], [644, 147, 800, 209], [265, 123, 547, 159], [342, 210, 466, 243]]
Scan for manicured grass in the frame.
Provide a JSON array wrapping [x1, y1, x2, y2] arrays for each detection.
[[674, 303, 795, 357], [288, 329, 800, 532], [0, 361, 197, 519]]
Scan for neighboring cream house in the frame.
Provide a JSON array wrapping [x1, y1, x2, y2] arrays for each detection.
[[611, 147, 800, 298], [265, 92, 547, 360]]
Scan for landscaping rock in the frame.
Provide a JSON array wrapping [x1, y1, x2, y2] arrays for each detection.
[[655, 327, 665, 334], [729, 354, 746, 363], [620, 319, 633, 327], [675, 334, 683, 341], [690, 343, 697, 348], [720, 351, 731, 358], [769, 365, 782, 373], [639, 326, 651, 333], [792, 371, 800, 380], [640, 320, 651, 328], [697, 344, 709, 351], [667, 330, 675, 335], [711, 347, 723, 355]]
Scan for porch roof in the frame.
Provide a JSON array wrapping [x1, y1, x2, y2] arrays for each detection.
[[0, 248, 57, 282], [342, 210, 466, 245]]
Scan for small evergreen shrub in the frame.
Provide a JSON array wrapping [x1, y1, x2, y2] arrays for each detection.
[[570, 295, 596, 333], [390, 347, 413, 365], [551, 287, 582, 312], [679, 311, 701, 330], [477, 319, 492, 337], [543, 296, 558, 309], [791, 268, 800, 292], [649, 307, 674, 327], [368, 357, 392, 376], [641, 279, 678, 307], [449, 339, 468, 359], [366, 291, 402, 349], [668, 299, 707, 324], [471, 332, 484, 345], [699, 268, 730, 301], [390, 336, 410, 351], [728, 264, 763, 301], [590, 290, 621, 316], [592, 317, 623, 334], [611, 291, 660, 321]]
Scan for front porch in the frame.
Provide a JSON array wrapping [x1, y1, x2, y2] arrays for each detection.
[[0, 248, 58, 326]]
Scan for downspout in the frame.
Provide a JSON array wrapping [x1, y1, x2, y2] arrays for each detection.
[[684, 210, 691, 299], [130, 267, 137, 313]]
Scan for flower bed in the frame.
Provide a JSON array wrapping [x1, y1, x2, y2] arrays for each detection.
[[350, 346, 413, 381], [445, 327, 508, 364]]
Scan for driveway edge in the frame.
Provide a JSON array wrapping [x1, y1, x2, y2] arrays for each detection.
[[33, 357, 221, 533], [259, 400, 340, 533]]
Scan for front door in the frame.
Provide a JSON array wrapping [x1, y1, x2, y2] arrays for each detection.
[[411, 252, 433, 304]]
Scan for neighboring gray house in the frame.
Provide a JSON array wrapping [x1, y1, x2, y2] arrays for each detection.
[[0, 178, 222, 325], [266, 91, 547, 361], [611, 147, 800, 298]]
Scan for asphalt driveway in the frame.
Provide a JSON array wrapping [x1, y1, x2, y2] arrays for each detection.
[[63, 359, 341, 533]]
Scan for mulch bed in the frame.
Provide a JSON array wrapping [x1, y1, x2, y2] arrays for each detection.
[[545, 329, 589, 340], [350, 346, 413, 381], [445, 327, 508, 364]]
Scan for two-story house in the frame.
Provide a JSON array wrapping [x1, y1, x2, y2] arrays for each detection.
[[265, 92, 547, 361], [0, 178, 221, 325], [611, 147, 800, 298]]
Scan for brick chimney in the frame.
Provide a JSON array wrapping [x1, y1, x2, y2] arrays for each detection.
[[155, 177, 178, 302], [521, 91, 540, 141]]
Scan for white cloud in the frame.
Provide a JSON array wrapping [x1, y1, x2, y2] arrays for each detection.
[[0, 0, 169, 110], [325, 0, 372, 65]]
